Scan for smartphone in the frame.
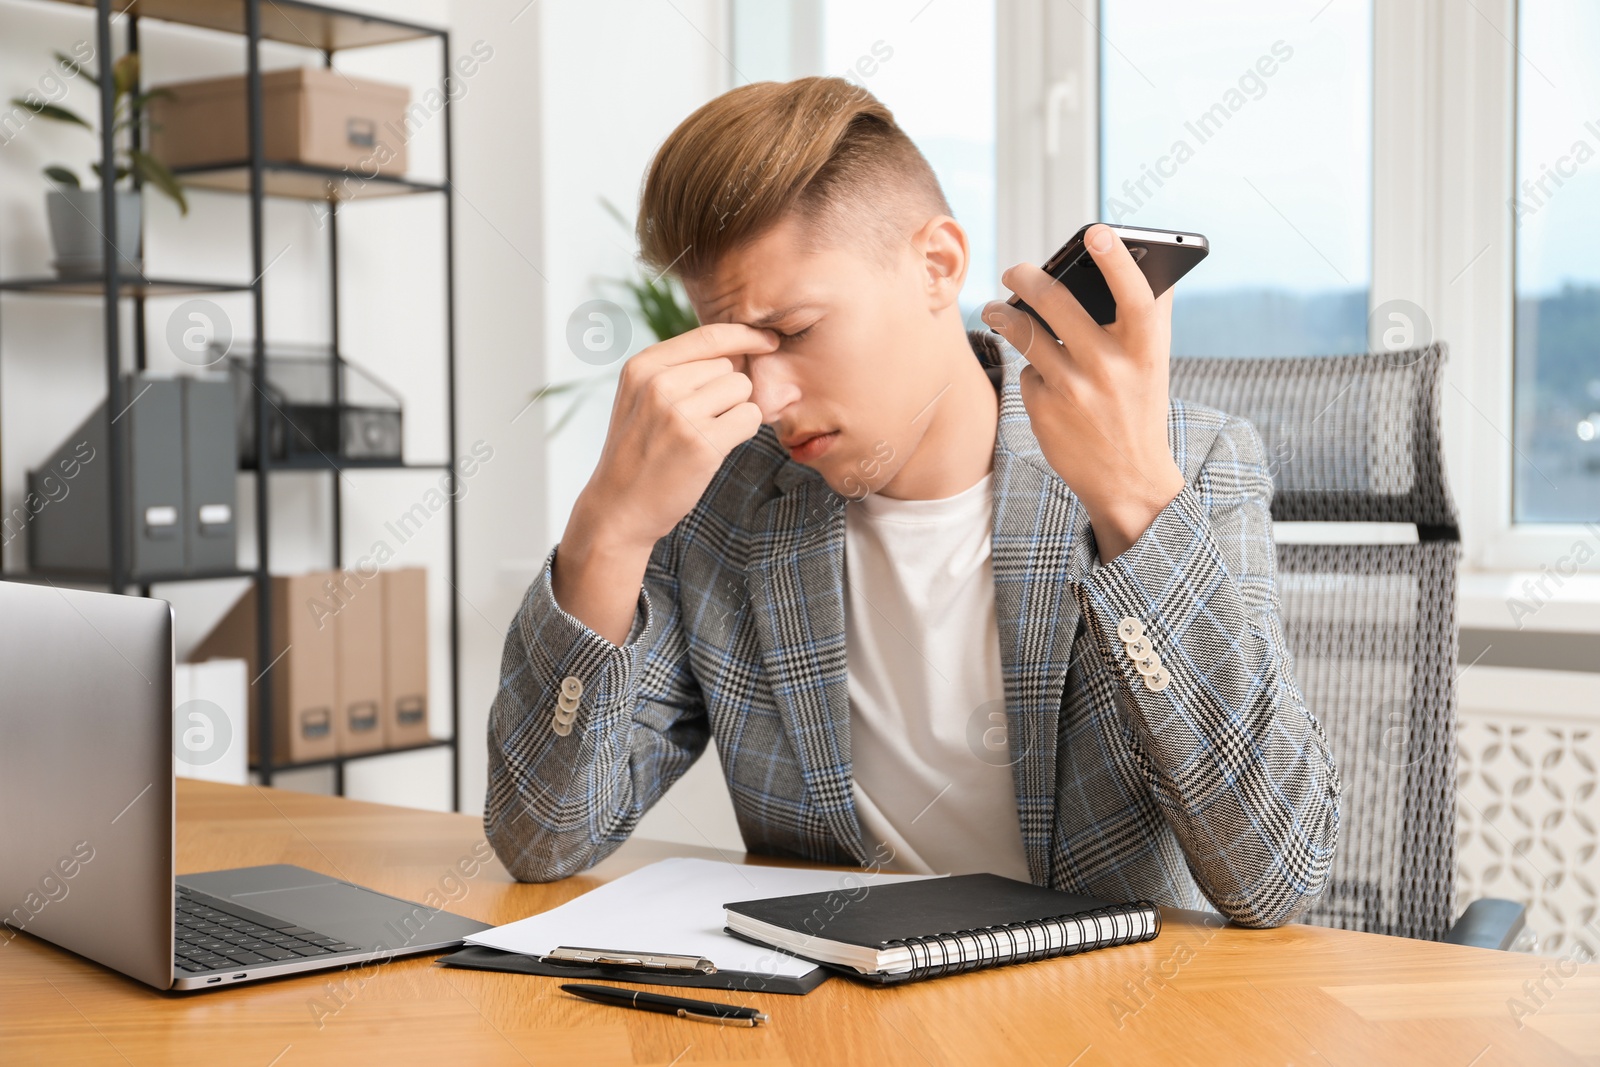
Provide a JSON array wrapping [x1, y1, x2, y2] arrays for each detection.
[[1005, 223, 1209, 337]]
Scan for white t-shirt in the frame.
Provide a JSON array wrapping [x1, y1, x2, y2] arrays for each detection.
[[844, 470, 1032, 881]]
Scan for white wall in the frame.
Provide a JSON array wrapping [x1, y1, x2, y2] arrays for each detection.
[[433, 0, 749, 847], [515, 0, 745, 853]]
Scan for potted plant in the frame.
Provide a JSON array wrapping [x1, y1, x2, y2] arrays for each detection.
[[529, 196, 700, 437], [9, 51, 187, 278]]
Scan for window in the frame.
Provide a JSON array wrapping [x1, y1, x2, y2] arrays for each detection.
[[1098, 0, 1372, 357], [1512, 0, 1600, 523], [732, 0, 997, 321]]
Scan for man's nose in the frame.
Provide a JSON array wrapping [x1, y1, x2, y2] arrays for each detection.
[[746, 358, 802, 423]]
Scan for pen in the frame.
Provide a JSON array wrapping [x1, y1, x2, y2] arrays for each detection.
[[560, 983, 770, 1027]]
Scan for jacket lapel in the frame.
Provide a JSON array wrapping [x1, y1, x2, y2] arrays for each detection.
[[988, 345, 1099, 886], [743, 463, 866, 865]]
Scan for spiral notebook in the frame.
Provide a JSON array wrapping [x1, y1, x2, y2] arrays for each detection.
[[723, 873, 1161, 984]]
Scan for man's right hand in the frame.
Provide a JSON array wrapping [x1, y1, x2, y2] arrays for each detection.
[[551, 323, 780, 645]]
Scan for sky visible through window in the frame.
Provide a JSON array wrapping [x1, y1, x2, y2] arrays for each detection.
[[1099, 0, 1372, 358], [820, 0, 997, 325]]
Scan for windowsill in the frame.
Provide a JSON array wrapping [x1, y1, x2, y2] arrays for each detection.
[[1271, 522, 1418, 544], [1458, 571, 1600, 635], [1269, 525, 1600, 635]]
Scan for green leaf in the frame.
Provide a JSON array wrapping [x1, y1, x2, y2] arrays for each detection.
[[591, 195, 699, 342], [597, 194, 631, 232], [131, 149, 188, 216], [546, 376, 617, 437], [8, 97, 91, 128], [44, 165, 81, 188], [53, 50, 95, 83], [89, 161, 132, 184], [530, 378, 599, 399], [525, 374, 619, 439], [112, 53, 140, 100], [631, 274, 698, 341]]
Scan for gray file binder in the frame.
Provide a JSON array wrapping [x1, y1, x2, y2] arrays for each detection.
[[180, 376, 238, 573], [27, 372, 238, 579], [29, 373, 186, 577]]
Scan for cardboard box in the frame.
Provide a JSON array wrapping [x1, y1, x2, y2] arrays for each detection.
[[328, 570, 386, 755], [380, 567, 430, 749], [190, 575, 338, 766], [148, 67, 410, 175]]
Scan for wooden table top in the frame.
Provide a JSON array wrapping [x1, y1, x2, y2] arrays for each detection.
[[2, 780, 1595, 1066]]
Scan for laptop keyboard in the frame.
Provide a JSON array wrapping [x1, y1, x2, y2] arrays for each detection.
[[174, 886, 359, 974]]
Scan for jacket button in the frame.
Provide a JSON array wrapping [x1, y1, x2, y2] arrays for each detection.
[[552, 701, 578, 734], [1117, 617, 1144, 642], [1124, 635, 1151, 659], [1144, 667, 1171, 692], [560, 676, 583, 700], [1134, 652, 1162, 676], [557, 690, 581, 714]]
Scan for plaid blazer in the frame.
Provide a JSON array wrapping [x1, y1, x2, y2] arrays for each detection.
[[486, 330, 1340, 927]]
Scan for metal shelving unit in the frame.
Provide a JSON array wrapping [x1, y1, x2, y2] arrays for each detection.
[[0, 0, 462, 809]]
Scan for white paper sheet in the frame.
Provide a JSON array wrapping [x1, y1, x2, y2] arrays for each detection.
[[466, 856, 934, 978]]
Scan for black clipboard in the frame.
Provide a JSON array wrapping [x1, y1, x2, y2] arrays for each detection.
[[433, 945, 830, 995]]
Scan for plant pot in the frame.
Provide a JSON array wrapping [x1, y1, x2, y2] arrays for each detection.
[[45, 187, 143, 278]]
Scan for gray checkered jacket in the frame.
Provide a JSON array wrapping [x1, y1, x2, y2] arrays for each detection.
[[485, 330, 1340, 927]]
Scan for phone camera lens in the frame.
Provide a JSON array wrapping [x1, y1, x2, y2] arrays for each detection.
[[1176, 235, 1184, 243]]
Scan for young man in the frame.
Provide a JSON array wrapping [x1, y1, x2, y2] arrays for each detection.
[[486, 77, 1339, 927]]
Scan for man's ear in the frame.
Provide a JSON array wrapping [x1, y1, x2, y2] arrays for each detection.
[[912, 214, 969, 313]]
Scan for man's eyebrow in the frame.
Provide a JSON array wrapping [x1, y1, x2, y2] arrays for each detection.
[[742, 303, 822, 329]]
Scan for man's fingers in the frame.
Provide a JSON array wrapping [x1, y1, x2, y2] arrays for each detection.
[[704, 400, 763, 453], [656, 321, 779, 368], [981, 300, 1052, 362], [1154, 279, 1176, 318], [996, 261, 1097, 372], [679, 369, 753, 421], [1082, 223, 1154, 321], [653, 356, 736, 400]]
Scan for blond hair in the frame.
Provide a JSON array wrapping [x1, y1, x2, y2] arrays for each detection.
[[636, 76, 950, 282]]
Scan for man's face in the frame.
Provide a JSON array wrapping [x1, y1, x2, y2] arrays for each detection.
[[682, 211, 960, 498]]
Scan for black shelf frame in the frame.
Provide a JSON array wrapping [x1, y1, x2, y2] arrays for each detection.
[[0, 0, 462, 810], [171, 160, 449, 200], [0, 276, 254, 295], [245, 458, 455, 472], [2, 567, 259, 585]]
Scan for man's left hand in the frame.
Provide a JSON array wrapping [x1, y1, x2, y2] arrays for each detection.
[[984, 223, 1186, 563]]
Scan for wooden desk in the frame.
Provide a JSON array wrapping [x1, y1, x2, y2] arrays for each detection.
[[2, 781, 1595, 1066]]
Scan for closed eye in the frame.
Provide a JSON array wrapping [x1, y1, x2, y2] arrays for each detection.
[[776, 324, 815, 343]]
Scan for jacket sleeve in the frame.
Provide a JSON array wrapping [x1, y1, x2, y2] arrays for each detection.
[[1070, 411, 1340, 928], [483, 528, 708, 881]]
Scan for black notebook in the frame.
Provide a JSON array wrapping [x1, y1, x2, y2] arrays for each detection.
[[723, 873, 1160, 984]]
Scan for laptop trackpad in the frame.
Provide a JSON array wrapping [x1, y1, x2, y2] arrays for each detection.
[[180, 865, 487, 950]]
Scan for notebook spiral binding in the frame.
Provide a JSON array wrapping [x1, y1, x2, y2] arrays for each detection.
[[880, 901, 1162, 982]]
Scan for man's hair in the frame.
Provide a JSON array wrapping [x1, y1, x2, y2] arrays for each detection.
[[635, 76, 951, 283]]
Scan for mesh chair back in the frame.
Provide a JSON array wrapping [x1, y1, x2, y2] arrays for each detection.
[[1169, 345, 1460, 941]]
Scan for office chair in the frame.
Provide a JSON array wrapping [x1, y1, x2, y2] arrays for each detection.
[[1168, 343, 1525, 949]]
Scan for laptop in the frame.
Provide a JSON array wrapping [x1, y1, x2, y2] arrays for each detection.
[[0, 579, 491, 991]]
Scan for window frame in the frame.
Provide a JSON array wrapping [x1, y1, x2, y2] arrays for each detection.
[[996, 0, 1595, 584]]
